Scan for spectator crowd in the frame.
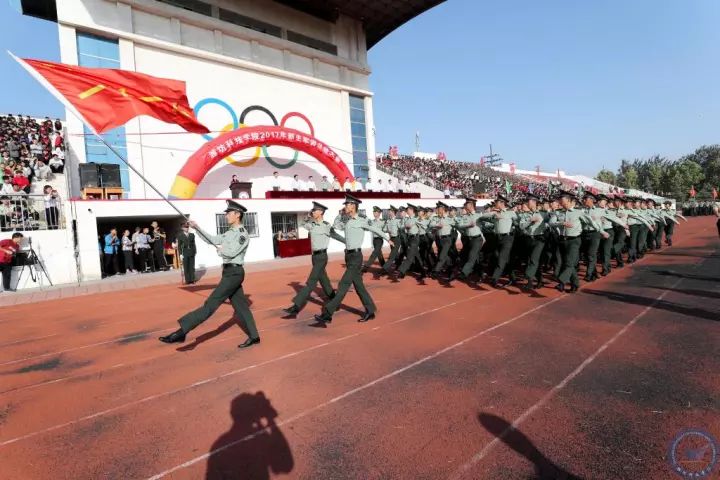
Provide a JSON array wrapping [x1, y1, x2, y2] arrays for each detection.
[[1, 114, 66, 231], [100, 221, 174, 278], [376, 154, 603, 203]]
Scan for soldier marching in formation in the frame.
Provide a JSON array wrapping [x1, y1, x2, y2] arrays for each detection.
[[160, 192, 691, 350]]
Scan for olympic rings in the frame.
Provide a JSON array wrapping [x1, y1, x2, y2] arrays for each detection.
[[193, 98, 315, 170]]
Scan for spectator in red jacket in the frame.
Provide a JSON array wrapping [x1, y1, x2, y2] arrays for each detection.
[[0, 232, 23, 292]]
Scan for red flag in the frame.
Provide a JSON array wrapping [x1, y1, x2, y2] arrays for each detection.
[[15, 56, 208, 134], [689, 185, 697, 198], [712, 187, 718, 199]]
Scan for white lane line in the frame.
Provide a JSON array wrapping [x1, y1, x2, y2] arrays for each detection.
[[0, 334, 60, 348], [449, 275, 686, 480], [0, 290, 497, 447], [144, 295, 564, 479]]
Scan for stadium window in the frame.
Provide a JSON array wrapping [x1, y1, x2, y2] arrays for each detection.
[[215, 212, 259, 237], [155, 0, 212, 16], [271, 213, 298, 236], [349, 95, 368, 179], [218, 8, 282, 38], [286, 30, 338, 55]]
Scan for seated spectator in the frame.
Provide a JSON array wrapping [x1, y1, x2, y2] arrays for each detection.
[[12, 171, 30, 193], [271, 171, 281, 191], [387, 178, 397, 193], [1, 176, 13, 195], [0, 196, 12, 231], [332, 177, 340, 192], [291, 174, 301, 191], [48, 155, 64, 174], [318, 175, 330, 191], [398, 178, 407, 193], [34, 161, 52, 181], [365, 177, 374, 192], [306, 175, 315, 191], [343, 177, 351, 192]]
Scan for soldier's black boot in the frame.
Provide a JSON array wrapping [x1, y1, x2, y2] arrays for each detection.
[[238, 337, 260, 348], [282, 305, 300, 317], [159, 328, 186, 344], [358, 311, 375, 323]]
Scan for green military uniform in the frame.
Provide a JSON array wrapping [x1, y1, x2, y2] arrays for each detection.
[[397, 205, 425, 277], [518, 199, 548, 288], [382, 206, 402, 273], [317, 195, 390, 323], [363, 207, 386, 269], [455, 198, 485, 279], [479, 196, 518, 285], [176, 224, 197, 284], [549, 193, 603, 291], [429, 202, 455, 274], [160, 200, 259, 347], [289, 202, 345, 313], [318, 178, 331, 191]]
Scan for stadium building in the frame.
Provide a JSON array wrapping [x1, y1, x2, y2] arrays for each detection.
[[11, 0, 449, 288]]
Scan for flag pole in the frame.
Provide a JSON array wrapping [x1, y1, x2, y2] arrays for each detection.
[[8, 51, 214, 243]]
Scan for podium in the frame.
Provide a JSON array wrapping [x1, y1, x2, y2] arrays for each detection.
[[231, 182, 253, 199]]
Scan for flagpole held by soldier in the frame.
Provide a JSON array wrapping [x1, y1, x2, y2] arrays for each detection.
[[159, 200, 260, 349], [282, 202, 344, 318]]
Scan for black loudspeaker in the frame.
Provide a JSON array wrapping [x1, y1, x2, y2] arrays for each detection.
[[79, 163, 99, 188], [99, 163, 121, 187]]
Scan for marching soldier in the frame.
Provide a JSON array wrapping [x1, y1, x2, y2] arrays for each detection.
[[479, 195, 518, 287], [282, 202, 344, 317], [396, 204, 425, 279], [662, 200, 686, 245], [314, 194, 392, 325], [381, 206, 401, 275], [597, 194, 628, 276], [518, 194, 548, 290], [549, 192, 603, 293], [159, 200, 260, 349], [394, 206, 409, 269], [451, 198, 484, 281], [176, 222, 197, 284], [362, 206, 386, 272], [429, 201, 455, 278]]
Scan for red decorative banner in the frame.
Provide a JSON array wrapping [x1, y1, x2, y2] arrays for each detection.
[[170, 125, 353, 198]]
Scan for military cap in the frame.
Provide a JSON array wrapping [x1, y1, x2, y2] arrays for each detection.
[[525, 193, 541, 202], [343, 194, 361, 205], [406, 203, 417, 211], [436, 201, 450, 209], [582, 191, 597, 200], [646, 198, 656, 204], [557, 190, 576, 200], [663, 200, 672, 205], [495, 194, 510, 204], [224, 199, 247, 213], [398, 205, 406, 212], [372, 206, 382, 213], [389, 205, 398, 212], [311, 201, 328, 212], [464, 197, 477, 205]]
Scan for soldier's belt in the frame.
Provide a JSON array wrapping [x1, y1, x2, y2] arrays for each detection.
[[312, 249, 327, 255], [345, 248, 361, 254]]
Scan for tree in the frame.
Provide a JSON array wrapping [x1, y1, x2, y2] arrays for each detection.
[[595, 169, 616, 185], [617, 160, 638, 189]]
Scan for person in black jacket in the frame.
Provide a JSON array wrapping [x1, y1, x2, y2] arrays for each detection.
[[176, 222, 197, 284]]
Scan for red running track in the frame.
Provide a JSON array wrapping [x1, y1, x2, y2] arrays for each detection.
[[0, 217, 718, 479]]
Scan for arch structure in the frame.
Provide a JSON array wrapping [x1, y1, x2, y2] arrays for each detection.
[[169, 125, 353, 199]]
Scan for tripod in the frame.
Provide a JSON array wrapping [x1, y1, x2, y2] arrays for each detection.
[[18, 239, 53, 288]]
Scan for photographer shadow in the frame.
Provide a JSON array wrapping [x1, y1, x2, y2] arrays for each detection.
[[205, 391, 294, 480]]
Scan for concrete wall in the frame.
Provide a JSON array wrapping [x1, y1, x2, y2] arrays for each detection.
[[56, 0, 375, 201]]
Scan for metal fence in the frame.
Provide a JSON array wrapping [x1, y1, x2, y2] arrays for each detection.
[[0, 193, 65, 232]]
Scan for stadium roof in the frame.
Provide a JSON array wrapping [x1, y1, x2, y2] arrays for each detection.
[[275, 0, 446, 48]]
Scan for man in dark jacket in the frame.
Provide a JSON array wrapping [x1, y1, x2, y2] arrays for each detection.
[[176, 222, 197, 284]]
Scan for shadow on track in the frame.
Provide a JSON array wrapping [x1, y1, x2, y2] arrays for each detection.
[[206, 391, 294, 480], [478, 413, 583, 480], [581, 289, 719, 322]]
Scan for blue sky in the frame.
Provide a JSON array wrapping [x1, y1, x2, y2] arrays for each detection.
[[1, 0, 719, 175]]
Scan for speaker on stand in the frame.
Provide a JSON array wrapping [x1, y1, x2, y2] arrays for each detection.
[[79, 163, 99, 188]]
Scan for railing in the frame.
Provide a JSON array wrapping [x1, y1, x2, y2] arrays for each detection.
[[0, 193, 65, 232]]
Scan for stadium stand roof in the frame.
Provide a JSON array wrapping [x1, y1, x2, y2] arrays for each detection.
[[275, 0, 446, 47]]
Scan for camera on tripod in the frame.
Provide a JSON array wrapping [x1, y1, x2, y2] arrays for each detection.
[[15, 236, 52, 286]]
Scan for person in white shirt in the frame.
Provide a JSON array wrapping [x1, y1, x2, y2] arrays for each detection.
[[365, 177, 374, 192], [356, 178, 365, 192], [443, 186, 451, 199], [34, 160, 52, 181], [48, 155, 64, 174], [42, 185, 60, 229], [271, 171, 282, 191], [291, 174, 302, 191], [377, 179, 385, 192], [53, 147, 65, 161], [332, 177, 341, 191], [398, 178, 407, 193], [1, 176, 15, 195], [306, 175, 316, 191], [343, 177, 351, 192], [387, 179, 397, 193]]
